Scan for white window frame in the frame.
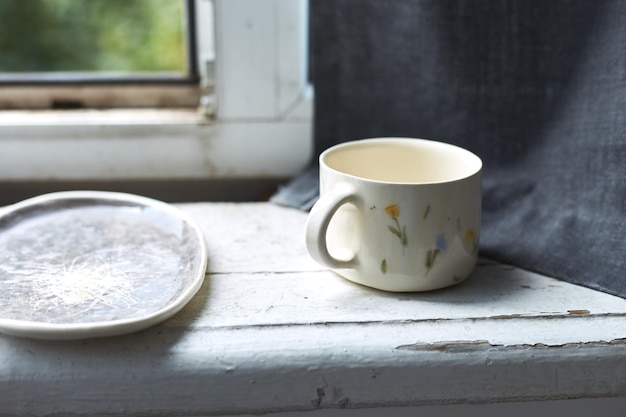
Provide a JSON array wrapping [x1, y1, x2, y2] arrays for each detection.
[[0, 0, 313, 182]]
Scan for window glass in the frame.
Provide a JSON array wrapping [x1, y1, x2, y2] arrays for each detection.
[[0, 0, 188, 77]]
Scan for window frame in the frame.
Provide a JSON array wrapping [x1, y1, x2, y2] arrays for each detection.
[[0, 0, 313, 186]]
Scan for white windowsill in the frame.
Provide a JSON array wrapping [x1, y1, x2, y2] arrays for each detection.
[[0, 92, 313, 181], [1, 202, 625, 416], [0, 109, 204, 127]]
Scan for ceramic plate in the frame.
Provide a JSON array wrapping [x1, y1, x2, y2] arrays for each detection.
[[0, 191, 207, 340]]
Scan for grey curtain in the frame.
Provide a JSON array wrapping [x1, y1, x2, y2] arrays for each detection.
[[272, 0, 626, 298]]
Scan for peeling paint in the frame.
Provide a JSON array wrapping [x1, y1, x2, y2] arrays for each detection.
[[568, 309, 590, 316], [311, 376, 328, 408], [489, 314, 523, 319], [396, 340, 493, 353], [337, 396, 351, 408], [396, 338, 626, 353], [311, 386, 325, 408]]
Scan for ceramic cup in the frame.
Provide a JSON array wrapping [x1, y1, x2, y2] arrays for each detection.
[[305, 138, 482, 292]]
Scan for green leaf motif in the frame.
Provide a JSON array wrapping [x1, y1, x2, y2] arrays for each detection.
[[423, 204, 431, 220], [426, 249, 440, 272], [381, 259, 387, 274], [401, 225, 408, 246], [388, 225, 401, 238]]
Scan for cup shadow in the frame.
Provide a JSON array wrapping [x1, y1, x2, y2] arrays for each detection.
[[354, 258, 541, 306]]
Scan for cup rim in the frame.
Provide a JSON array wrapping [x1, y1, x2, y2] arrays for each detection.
[[319, 137, 483, 185]]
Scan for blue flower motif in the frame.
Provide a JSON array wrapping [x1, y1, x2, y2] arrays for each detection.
[[436, 233, 447, 251]]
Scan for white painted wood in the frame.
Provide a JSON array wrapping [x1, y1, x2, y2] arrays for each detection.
[[215, 0, 309, 120], [276, 0, 309, 117], [218, 398, 626, 417], [0, 110, 312, 180], [0, 202, 625, 416], [196, 0, 216, 64], [215, 0, 276, 119]]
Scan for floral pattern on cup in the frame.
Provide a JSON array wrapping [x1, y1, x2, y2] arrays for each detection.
[[464, 228, 479, 255], [425, 233, 448, 274], [385, 204, 407, 247], [380, 204, 478, 277]]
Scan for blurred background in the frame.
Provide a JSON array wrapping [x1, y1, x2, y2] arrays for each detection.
[[0, 0, 187, 75]]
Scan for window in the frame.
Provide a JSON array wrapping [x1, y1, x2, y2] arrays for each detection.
[[0, 0, 200, 109], [0, 0, 312, 199], [0, 0, 190, 75]]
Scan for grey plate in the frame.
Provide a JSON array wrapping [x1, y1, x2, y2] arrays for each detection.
[[0, 191, 207, 340]]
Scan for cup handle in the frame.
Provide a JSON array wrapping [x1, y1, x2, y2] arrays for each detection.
[[305, 186, 358, 269]]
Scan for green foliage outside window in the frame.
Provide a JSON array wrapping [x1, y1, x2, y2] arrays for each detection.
[[0, 0, 186, 74]]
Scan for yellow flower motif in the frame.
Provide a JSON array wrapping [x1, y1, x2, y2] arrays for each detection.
[[463, 228, 478, 254], [385, 204, 407, 247], [384, 204, 400, 219]]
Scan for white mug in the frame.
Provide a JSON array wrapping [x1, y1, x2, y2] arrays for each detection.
[[305, 138, 482, 292]]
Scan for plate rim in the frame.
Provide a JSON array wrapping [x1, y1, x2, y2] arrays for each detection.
[[0, 190, 208, 340]]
